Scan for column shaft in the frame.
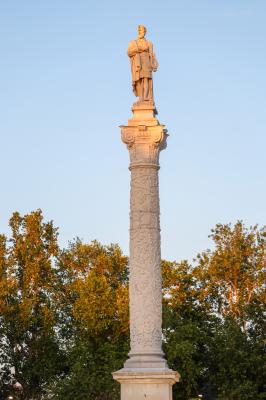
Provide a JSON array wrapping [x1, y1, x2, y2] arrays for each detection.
[[129, 165, 162, 357]]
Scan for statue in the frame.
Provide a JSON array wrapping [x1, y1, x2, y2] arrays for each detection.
[[127, 25, 158, 103]]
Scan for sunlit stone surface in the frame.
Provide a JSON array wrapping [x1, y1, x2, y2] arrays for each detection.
[[113, 26, 179, 400], [112, 103, 179, 399]]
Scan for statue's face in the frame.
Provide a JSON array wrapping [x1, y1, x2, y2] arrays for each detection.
[[138, 26, 146, 39]]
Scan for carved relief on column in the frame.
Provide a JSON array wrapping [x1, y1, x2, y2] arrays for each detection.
[[121, 122, 168, 362], [129, 166, 162, 354]]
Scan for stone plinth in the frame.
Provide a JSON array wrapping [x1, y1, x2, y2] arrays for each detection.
[[113, 370, 180, 400], [113, 101, 179, 399]]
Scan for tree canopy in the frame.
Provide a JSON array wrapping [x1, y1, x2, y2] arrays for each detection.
[[0, 211, 265, 400]]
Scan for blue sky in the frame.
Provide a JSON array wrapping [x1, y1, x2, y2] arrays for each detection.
[[0, 1, 265, 261]]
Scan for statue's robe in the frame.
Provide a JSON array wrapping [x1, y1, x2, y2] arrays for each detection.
[[127, 39, 158, 97]]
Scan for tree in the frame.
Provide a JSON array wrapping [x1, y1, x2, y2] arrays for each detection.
[[193, 222, 266, 399], [0, 210, 65, 399], [163, 222, 266, 400], [195, 221, 266, 322], [205, 316, 266, 400], [1, 213, 265, 400], [162, 260, 213, 400], [49, 240, 129, 400]]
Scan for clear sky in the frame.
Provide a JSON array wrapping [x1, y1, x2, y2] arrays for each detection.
[[0, 1, 265, 262]]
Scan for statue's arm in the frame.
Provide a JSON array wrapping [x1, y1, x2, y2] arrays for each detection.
[[127, 41, 138, 57], [152, 52, 159, 71], [148, 41, 159, 72]]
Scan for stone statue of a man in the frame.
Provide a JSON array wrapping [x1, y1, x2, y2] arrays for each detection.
[[127, 25, 158, 103]]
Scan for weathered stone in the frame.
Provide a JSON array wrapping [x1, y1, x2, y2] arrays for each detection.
[[113, 370, 180, 400], [113, 27, 179, 400], [113, 102, 179, 399]]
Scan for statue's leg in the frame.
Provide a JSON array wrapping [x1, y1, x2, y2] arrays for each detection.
[[143, 78, 149, 101], [136, 80, 143, 101], [149, 79, 154, 101]]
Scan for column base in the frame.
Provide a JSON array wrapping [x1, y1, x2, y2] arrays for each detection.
[[113, 369, 180, 400], [124, 352, 168, 369]]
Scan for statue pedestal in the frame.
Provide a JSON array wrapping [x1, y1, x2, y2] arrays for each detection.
[[113, 101, 179, 399], [113, 370, 180, 400]]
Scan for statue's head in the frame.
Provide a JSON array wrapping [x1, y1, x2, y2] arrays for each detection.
[[138, 25, 147, 39]]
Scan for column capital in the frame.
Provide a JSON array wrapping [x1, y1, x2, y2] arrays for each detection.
[[120, 102, 168, 168]]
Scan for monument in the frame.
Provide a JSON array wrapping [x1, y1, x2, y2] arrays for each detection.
[[113, 25, 180, 400]]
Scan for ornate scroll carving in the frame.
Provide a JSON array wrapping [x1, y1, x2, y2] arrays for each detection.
[[121, 124, 168, 168]]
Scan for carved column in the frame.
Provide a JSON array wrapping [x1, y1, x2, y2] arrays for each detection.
[[123, 108, 167, 369], [113, 102, 179, 400]]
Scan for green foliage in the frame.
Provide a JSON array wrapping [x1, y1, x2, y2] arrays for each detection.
[[0, 214, 265, 400], [203, 316, 266, 400], [195, 221, 266, 321], [49, 338, 128, 400], [162, 221, 265, 400], [0, 210, 65, 400], [48, 239, 129, 400]]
